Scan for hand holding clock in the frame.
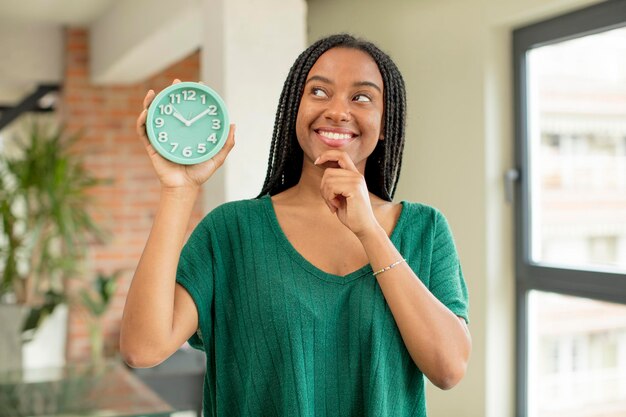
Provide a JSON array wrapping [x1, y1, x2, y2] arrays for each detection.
[[145, 79, 229, 163], [136, 79, 235, 190]]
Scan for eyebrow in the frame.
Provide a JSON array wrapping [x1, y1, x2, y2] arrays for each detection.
[[305, 75, 382, 93]]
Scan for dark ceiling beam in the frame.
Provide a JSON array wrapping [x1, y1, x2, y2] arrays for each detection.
[[0, 84, 60, 131], [0, 106, 55, 113]]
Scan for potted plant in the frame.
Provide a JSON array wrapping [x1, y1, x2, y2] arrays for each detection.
[[0, 121, 107, 371], [79, 270, 123, 366]]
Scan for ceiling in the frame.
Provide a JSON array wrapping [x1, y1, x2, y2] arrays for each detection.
[[0, 0, 116, 119], [0, 0, 116, 25], [0, 0, 202, 119]]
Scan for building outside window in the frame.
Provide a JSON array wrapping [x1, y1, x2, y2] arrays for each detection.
[[514, 1, 626, 416]]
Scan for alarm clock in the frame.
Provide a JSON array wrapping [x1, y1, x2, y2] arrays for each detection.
[[146, 82, 229, 165]]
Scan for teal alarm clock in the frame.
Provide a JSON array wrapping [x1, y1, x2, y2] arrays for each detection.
[[146, 82, 229, 165]]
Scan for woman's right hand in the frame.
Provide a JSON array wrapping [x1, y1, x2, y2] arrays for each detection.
[[135, 79, 235, 190]]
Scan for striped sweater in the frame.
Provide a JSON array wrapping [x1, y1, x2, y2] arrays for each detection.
[[176, 195, 469, 417]]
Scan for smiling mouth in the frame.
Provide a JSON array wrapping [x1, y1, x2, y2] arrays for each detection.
[[315, 129, 357, 140]]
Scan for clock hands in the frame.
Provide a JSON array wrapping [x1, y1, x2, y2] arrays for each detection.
[[187, 108, 212, 126], [170, 105, 214, 127], [171, 105, 191, 126], [147, 82, 228, 165]]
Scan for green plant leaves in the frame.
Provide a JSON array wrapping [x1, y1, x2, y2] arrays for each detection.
[[0, 120, 111, 335], [79, 271, 122, 319]]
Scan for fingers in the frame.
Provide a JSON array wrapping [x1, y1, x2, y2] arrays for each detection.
[[142, 79, 178, 110], [199, 124, 236, 173], [212, 124, 236, 167], [320, 174, 362, 201], [142, 89, 156, 111], [320, 169, 366, 216], [136, 109, 147, 137], [137, 89, 157, 149], [137, 81, 175, 147], [318, 167, 378, 236], [137, 80, 182, 162], [314, 150, 359, 172], [316, 151, 364, 202], [315, 151, 368, 215]]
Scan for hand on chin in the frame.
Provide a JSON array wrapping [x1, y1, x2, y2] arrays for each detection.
[[316, 159, 341, 170]]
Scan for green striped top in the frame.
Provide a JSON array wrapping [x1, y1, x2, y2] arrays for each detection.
[[176, 195, 469, 417]]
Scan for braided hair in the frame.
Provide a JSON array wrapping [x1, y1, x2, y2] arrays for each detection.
[[258, 34, 407, 201]]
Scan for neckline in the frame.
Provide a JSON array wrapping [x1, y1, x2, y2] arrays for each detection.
[[261, 195, 408, 284]]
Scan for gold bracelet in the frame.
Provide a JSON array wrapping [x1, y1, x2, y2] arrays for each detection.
[[372, 259, 407, 277]]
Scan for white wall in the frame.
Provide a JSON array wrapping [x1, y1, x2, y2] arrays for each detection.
[[307, 0, 602, 416], [199, 0, 308, 206], [0, 21, 62, 104], [90, 0, 202, 85]]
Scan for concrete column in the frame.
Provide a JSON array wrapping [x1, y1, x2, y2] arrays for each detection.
[[199, 0, 307, 209]]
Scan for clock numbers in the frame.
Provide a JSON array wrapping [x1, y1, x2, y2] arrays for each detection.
[[160, 139, 214, 157], [158, 104, 173, 115], [182, 90, 196, 101], [147, 82, 228, 164], [169, 90, 197, 103]]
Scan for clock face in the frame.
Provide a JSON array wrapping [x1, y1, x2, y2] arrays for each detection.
[[146, 82, 229, 165]]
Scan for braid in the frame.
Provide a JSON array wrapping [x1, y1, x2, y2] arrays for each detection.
[[258, 34, 407, 201]]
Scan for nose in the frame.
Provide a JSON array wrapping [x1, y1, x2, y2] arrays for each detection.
[[324, 96, 351, 122]]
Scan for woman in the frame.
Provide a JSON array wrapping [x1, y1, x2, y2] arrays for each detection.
[[121, 33, 471, 417]]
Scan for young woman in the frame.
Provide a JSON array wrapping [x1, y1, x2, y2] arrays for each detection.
[[121, 33, 471, 417]]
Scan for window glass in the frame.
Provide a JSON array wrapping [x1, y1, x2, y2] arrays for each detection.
[[528, 290, 626, 417], [527, 26, 626, 272]]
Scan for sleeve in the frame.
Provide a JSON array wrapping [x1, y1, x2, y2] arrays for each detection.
[[428, 210, 470, 324], [175, 219, 215, 351]]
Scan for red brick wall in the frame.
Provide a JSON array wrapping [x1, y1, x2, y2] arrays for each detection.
[[61, 28, 204, 361]]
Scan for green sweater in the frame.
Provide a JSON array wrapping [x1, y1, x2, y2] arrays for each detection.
[[176, 195, 469, 417]]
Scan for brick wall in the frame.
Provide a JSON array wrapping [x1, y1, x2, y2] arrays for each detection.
[[61, 28, 204, 361]]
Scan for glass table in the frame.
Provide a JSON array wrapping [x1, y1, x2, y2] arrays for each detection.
[[0, 359, 174, 417]]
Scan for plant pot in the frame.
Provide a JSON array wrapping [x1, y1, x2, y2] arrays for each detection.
[[0, 304, 27, 373], [22, 304, 68, 372], [0, 303, 68, 374]]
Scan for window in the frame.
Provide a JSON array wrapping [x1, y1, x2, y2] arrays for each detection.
[[513, 1, 626, 416]]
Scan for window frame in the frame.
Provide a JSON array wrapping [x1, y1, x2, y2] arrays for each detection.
[[512, 1, 626, 416]]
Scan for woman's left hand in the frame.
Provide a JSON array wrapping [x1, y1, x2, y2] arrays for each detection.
[[315, 150, 380, 239]]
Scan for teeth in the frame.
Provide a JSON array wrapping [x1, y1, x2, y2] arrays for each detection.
[[318, 131, 353, 140]]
